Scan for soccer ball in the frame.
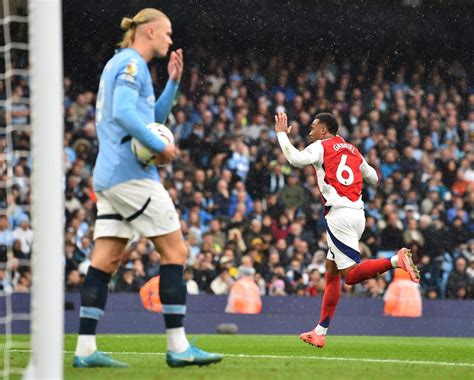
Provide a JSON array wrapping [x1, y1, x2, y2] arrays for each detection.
[[131, 123, 174, 167]]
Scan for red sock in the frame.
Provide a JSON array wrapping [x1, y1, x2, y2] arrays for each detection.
[[344, 259, 393, 285], [318, 273, 341, 329]]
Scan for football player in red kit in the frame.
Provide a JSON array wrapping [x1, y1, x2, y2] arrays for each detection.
[[275, 112, 420, 348]]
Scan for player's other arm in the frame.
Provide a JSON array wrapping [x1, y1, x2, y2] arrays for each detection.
[[360, 157, 379, 186], [154, 49, 183, 123], [275, 112, 319, 167]]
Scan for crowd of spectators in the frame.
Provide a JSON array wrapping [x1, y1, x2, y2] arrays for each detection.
[[1, 47, 473, 300]]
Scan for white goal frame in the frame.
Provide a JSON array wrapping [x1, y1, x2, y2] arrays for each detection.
[[24, 0, 64, 378]]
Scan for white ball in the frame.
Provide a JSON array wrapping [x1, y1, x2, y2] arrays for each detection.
[[131, 123, 174, 167]]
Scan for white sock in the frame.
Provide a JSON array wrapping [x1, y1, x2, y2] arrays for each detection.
[[75, 335, 97, 357], [390, 255, 398, 268], [166, 327, 190, 353], [314, 324, 328, 335]]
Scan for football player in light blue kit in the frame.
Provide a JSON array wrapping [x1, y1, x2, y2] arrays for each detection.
[[73, 8, 223, 368]]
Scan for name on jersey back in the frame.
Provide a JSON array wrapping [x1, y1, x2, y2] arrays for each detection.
[[332, 143, 355, 154]]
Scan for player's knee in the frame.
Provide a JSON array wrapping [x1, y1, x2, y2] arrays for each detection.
[[164, 241, 188, 265], [110, 257, 122, 268], [344, 272, 355, 285], [91, 258, 120, 274]]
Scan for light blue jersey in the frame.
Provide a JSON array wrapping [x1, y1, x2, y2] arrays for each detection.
[[93, 48, 178, 191]]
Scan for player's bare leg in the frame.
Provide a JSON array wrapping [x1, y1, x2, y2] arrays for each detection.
[[90, 237, 129, 273]]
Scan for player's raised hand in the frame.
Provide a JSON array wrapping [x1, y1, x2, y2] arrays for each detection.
[[274, 112, 292, 134], [168, 48, 183, 82]]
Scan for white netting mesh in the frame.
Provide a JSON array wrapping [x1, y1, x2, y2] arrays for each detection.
[[0, 0, 31, 378]]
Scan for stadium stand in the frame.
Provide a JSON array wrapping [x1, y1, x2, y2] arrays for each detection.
[[1, 0, 473, 300]]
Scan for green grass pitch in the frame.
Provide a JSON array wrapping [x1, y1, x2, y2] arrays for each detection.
[[3, 334, 474, 379]]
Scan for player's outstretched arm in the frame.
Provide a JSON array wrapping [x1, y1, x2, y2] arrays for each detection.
[[155, 49, 183, 123], [360, 158, 379, 186], [275, 112, 314, 167]]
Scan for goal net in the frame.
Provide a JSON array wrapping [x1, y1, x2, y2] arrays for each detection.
[[0, 0, 64, 378]]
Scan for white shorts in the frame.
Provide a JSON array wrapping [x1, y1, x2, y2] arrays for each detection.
[[94, 179, 180, 240], [325, 207, 365, 270]]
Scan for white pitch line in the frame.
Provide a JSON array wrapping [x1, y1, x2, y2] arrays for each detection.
[[8, 349, 474, 368]]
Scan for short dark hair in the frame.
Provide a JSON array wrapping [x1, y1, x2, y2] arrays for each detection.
[[315, 113, 338, 135]]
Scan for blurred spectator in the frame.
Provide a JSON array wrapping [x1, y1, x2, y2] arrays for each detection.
[[402, 219, 424, 248], [184, 267, 199, 295], [466, 258, 474, 291], [446, 257, 471, 299], [210, 267, 234, 295], [461, 239, 474, 263], [193, 252, 217, 292], [306, 269, 324, 297], [145, 250, 161, 278], [419, 217, 448, 289], [65, 187, 81, 215], [225, 256, 262, 314], [280, 173, 305, 211], [114, 266, 144, 293], [379, 213, 404, 257], [66, 269, 82, 292], [14, 271, 31, 293], [268, 163, 286, 195], [213, 179, 231, 217], [269, 276, 287, 296], [384, 269, 422, 317], [0, 215, 13, 251], [364, 278, 385, 299], [10, 85, 29, 125]]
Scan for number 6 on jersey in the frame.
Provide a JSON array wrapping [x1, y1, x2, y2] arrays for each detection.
[[336, 154, 354, 186]]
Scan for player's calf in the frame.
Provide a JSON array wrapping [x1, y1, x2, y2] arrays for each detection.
[[344, 258, 393, 285], [75, 266, 110, 358], [73, 266, 130, 368]]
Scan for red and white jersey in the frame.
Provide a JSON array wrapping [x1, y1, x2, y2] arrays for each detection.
[[315, 136, 364, 208], [277, 133, 378, 209]]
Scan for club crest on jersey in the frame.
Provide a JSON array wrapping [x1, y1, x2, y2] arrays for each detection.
[[147, 95, 156, 105], [333, 143, 355, 154]]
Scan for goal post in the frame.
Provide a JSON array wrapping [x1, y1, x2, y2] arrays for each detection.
[[25, 0, 64, 378]]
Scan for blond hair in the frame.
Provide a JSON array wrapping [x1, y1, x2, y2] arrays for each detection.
[[119, 8, 168, 48]]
